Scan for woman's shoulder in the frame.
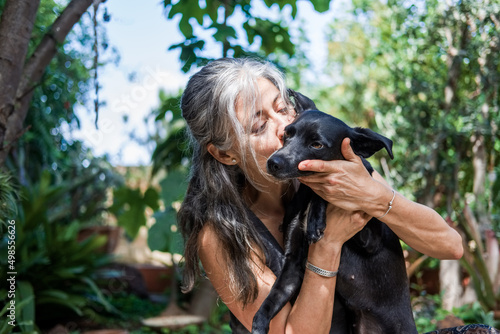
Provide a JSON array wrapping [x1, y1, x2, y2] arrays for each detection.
[[198, 221, 266, 267], [198, 223, 230, 281], [198, 223, 220, 253]]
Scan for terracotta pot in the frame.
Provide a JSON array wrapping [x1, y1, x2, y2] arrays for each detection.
[[134, 264, 173, 293], [78, 226, 122, 253], [410, 267, 440, 295]]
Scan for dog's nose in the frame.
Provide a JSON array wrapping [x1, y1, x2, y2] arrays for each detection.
[[267, 156, 284, 174]]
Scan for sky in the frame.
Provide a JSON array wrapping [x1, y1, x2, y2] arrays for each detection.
[[69, 0, 343, 166]]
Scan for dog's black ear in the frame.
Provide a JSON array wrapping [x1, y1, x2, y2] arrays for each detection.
[[350, 127, 394, 159], [288, 89, 317, 113]]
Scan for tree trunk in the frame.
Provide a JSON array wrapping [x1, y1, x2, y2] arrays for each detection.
[[440, 259, 477, 311], [472, 133, 490, 228], [437, 4, 472, 310], [0, 0, 40, 162], [0, 0, 104, 166]]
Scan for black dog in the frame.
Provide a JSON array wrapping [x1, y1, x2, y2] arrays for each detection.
[[251, 90, 417, 334]]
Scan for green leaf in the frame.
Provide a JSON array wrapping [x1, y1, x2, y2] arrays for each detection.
[[53, 266, 86, 278], [160, 169, 188, 205], [169, 0, 204, 25], [111, 184, 165, 239], [38, 289, 70, 300], [262, 0, 298, 17], [147, 170, 188, 254], [16, 281, 35, 333], [36, 290, 87, 316], [211, 23, 237, 42], [0, 319, 11, 334], [179, 15, 194, 38], [309, 0, 331, 12], [148, 209, 183, 255], [205, 0, 221, 22], [80, 277, 116, 313], [143, 187, 160, 211], [166, 1, 184, 19], [118, 205, 146, 239], [170, 39, 206, 72], [243, 21, 256, 45], [250, 18, 294, 56]]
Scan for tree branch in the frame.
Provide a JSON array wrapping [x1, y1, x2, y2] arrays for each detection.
[[17, 0, 105, 96], [0, 0, 106, 165], [93, 0, 100, 128]]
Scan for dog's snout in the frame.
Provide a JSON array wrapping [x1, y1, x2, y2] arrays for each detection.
[[267, 155, 285, 174]]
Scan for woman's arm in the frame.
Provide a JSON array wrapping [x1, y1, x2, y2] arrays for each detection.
[[297, 137, 463, 260], [370, 170, 463, 259], [198, 208, 369, 334]]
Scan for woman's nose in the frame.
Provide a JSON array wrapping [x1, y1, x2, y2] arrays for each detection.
[[278, 127, 285, 144], [276, 118, 289, 145]]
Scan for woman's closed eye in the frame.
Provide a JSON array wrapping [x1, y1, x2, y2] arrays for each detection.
[[277, 104, 295, 115], [250, 110, 265, 134], [252, 120, 267, 134], [279, 105, 297, 121], [250, 105, 294, 135], [277, 107, 288, 114]]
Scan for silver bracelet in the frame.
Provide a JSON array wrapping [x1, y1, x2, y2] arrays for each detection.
[[306, 261, 338, 278], [376, 189, 396, 219]]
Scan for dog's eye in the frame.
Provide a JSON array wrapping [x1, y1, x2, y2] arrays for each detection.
[[310, 142, 323, 150]]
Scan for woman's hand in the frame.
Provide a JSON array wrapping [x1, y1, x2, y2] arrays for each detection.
[[321, 205, 371, 248], [297, 137, 389, 216]]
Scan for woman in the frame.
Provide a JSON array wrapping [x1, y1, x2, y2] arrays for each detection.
[[178, 57, 463, 333]]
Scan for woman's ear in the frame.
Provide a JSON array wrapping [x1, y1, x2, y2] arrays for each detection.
[[207, 143, 238, 165]]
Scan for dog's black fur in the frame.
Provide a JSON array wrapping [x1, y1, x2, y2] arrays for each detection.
[[251, 90, 417, 334]]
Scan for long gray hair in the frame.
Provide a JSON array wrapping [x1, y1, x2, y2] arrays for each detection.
[[178, 57, 290, 305]]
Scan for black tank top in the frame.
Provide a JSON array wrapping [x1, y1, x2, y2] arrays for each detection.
[[229, 209, 285, 333], [229, 210, 340, 333]]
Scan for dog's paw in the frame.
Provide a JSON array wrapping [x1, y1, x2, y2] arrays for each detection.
[[252, 324, 270, 334], [252, 312, 270, 334], [307, 228, 324, 244]]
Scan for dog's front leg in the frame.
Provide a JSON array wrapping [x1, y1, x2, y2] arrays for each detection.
[[252, 189, 311, 334], [252, 222, 309, 333], [306, 193, 327, 244]]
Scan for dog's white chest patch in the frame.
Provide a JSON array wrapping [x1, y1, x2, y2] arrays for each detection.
[[301, 201, 313, 233]]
